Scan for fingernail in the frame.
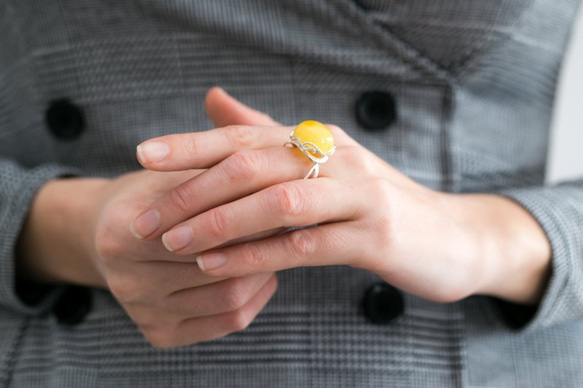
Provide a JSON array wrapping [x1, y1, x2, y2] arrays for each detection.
[[196, 253, 227, 271], [137, 141, 169, 164], [162, 225, 193, 252], [130, 210, 160, 239]]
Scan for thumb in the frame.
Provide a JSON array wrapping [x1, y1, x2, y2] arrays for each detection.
[[205, 87, 280, 127]]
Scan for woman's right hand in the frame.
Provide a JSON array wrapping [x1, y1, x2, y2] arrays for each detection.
[[16, 87, 280, 348], [17, 169, 277, 348], [98, 170, 278, 347]]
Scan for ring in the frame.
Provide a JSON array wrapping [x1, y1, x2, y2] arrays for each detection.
[[286, 120, 336, 179]]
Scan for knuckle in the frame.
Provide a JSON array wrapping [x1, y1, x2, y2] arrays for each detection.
[[225, 125, 256, 149], [182, 134, 199, 158], [223, 151, 263, 181], [219, 279, 249, 311], [207, 208, 229, 238], [241, 243, 266, 271], [169, 184, 195, 214], [286, 228, 317, 261], [270, 183, 306, 219]]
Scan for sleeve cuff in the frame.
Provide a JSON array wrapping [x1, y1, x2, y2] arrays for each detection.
[[0, 162, 82, 315], [487, 182, 583, 331]]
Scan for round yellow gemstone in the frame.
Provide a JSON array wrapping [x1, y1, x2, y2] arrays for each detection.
[[292, 120, 335, 156]]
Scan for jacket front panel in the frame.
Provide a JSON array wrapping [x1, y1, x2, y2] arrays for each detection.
[[1, 1, 582, 387]]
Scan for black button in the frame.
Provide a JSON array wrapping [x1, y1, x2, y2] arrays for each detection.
[[363, 282, 404, 324], [45, 99, 85, 140], [15, 280, 54, 307], [53, 286, 92, 325], [355, 91, 397, 130]]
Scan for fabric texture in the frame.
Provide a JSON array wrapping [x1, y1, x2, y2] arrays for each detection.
[[1, 0, 582, 386]]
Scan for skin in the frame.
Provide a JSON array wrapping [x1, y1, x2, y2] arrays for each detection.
[[16, 90, 280, 348], [17, 87, 551, 348], [133, 88, 552, 305]]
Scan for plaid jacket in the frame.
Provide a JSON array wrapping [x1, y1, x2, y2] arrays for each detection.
[[1, 1, 582, 386]]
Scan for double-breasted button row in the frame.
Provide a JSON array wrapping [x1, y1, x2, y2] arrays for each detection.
[[49, 282, 403, 326], [44, 90, 398, 140]]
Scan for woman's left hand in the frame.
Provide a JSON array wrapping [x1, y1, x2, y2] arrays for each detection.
[[131, 88, 551, 305]]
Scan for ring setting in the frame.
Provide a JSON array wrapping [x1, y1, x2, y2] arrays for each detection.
[[286, 120, 336, 179]]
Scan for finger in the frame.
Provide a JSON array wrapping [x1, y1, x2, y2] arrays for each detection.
[[112, 170, 202, 205], [131, 146, 379, 241], [161, 178, 361, 255], [131, 146, 314, 240], [195, 223, 377, 277], [165, 273, 274, 318], [136, 121, 357, 172], [136, 124, 292, 171], [205, 87, 280, 127], [142, 274, 277, 348], [126, 273, 274, 325], [106, 259, 226, 300]]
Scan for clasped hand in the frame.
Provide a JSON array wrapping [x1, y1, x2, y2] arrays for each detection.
[[90, 88, 549, 348], [132, 115, 483, 303]]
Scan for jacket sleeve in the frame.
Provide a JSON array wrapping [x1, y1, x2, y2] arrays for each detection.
[[490, 179, 583, 330], [0, 158, 82, 315]]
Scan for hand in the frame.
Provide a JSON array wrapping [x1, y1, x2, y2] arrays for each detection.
[[16, 89, 282, 348], [132, 88, 551, 305], [99, 170, 278, 347]]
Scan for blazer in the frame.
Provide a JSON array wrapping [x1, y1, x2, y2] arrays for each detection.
[[1, 1, 583, 387]]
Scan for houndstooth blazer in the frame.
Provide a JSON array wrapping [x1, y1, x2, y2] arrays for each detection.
[[1, 1, 583, 387]]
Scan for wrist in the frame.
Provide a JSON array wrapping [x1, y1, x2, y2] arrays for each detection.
[[16, 177, 110, 288], [446, 193, 551, 305]]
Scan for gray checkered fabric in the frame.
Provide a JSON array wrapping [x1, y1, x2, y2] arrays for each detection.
[[1, 0, 583, 387]]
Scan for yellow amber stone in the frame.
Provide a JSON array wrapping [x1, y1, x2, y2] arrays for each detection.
[[292, 120, 335, 156]]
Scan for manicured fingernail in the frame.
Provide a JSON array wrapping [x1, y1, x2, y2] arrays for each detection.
[[130, 210, 160, 239], [137, 141, 169, 164], [196, 253, 227, 271], [162, 225, 193, 252]]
